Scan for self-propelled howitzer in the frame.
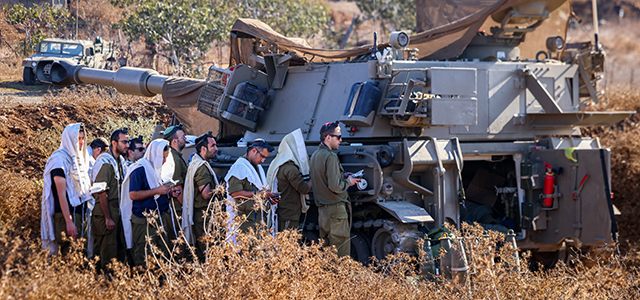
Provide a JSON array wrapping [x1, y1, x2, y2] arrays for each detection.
[[35, 0, 632, 267]]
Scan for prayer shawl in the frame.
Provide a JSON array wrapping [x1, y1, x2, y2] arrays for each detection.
[[92, 152, 125, 182], [182, 154, 218, 244], [123, 159, 134, 174], [266, 129, 310, 233], [224, 156, 268, 243], [41, 123, 93, 254], [161, 148, 176, 183], [120, 139, 168, 249]]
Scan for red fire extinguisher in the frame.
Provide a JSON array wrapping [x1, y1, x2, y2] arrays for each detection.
[[542, 162, 555, 208]]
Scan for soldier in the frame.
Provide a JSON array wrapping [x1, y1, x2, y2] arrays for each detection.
[[266, 129, 312, 232], [120, 139, 179, 267], [89, 138, 109, 161], [88, 137, 109, 179], [91, 128, 129, 270], [163, 123, 187, 245], [41, 123, 93, 255], [183, 131, 219, 262], [124, 136, 145, 169], [225, 139, 277, 235], [309, 121, 358, 257]]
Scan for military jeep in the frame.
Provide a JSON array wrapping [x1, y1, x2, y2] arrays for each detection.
[[21, 37, 118, 85]]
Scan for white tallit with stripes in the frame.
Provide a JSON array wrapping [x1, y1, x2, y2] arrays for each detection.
[[41, 123, 93, 254], [182, 153, 218, 244]]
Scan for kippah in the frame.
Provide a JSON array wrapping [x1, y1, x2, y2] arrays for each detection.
[[250, 138, 274, 152], [163, 123, 184, 139], [195, 131, 214, 145]]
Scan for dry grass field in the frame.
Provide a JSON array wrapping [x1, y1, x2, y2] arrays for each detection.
[[1, 1, 640, 298]]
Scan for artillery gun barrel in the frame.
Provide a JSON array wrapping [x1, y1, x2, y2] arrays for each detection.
[[36, 60, 168, 96]]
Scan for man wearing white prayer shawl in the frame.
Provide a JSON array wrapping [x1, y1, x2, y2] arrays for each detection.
[[120, 139, 178, 267], [225, 139, 277, 235], [266, 129, 312, 232], [182, 132, 219, 262], [41, 123, 93, 255], [91, 128, 128, 271]]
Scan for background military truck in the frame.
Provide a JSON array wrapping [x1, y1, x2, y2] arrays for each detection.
[[31, 0, 631, 268], [21, 37, 118, 85]]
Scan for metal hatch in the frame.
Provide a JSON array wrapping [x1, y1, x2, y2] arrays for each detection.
[[376, 201, 434, 223]]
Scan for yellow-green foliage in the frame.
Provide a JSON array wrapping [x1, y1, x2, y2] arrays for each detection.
[[99, 116, 159, 143]]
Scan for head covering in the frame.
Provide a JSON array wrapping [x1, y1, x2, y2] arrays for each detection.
[[57, 123, 92, 203], [145, 139, 170, 178], [266, 128, 310, 214], [195, 131, 214, 146], [250, 138, 274, 152], [163, 123, 184, 140]]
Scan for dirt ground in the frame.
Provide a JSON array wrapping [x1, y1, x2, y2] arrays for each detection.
[[0, 87, 171, 179]]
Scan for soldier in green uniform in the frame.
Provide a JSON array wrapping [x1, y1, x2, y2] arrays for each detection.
[[163, 124, 188, 247], [91, 128, 129, 270], [225, 139, 277, 234], [183, 131, 219, 262], [275, 161, 311, 231], [266, 129, 312, 232], [309, 121, 358, 257]]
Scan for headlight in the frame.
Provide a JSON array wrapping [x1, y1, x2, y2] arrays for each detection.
[[546, 36, 564, 52], [31, 62, 37, 67], [381, 183, 394, 195], [390, 31, 410, 49]]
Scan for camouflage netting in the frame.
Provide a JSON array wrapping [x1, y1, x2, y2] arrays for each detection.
[[229, 0, 571, 65]]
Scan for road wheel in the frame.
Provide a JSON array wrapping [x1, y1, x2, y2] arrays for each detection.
[[23, 67, 36, 85], [530, 250, 561, 270], [371, 227, 397, 261], [351, 233, 371, 265]]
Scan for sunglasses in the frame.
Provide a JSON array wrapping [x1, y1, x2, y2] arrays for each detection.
[[257, 151, 268, 159], [133, 146, 146, 152], [329, 134, 342, 139]]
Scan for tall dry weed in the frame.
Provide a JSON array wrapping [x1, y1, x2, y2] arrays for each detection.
[[1, 205, 639, 299]]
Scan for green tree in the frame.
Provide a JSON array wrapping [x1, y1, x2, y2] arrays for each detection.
[[117, 0, 230, 75], [3, 3, 74, 54], [234, 0, 330, 38], [114, 0, 330, 75], [355, 0, 416, 34]]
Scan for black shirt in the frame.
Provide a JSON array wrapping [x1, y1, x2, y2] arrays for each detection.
[[51, 168, 85, 214]]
